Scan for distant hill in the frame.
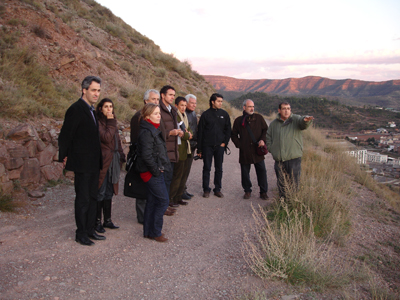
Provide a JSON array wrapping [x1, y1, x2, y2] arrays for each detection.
[[204, 75, 400, 109], [0, 0, 215, 121], [230, 92, 400, 132]]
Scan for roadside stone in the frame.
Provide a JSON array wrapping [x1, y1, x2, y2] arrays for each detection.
[[8, 145, 29, 159], [41, 163, 63, 181], [20, 158, 40, 184], [8, 166, 23, 180], [38, 144, 57, 166], [37, 139, 46, 152], [0, 163, 5, 175], [28, 190, 45, 198], [6, 124, 39, 141], [5, 158, 24, 170], [24, 140, 37, 157], [0, 181, 14, 194]]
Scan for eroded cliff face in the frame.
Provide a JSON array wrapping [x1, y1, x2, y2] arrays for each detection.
[[204, 75, 400, 106]]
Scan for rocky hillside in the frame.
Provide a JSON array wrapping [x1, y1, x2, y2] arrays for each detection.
[[204, 75, 400, 108], [0, 0, 215, 121]]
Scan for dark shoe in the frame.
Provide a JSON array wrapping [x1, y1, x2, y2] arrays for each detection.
[[89, 233, 106, 240], [154, 235, 168, 242], [177, 200, 188, 206], [260, 192, 269, 200], [169, 203, 179, 208], [214, 191, 224, 198], [203, 191, 210, 198], [103, 220, 119, 229], [181, 192, 191, 200], [164, 209, 175, 216], [186, 191, 194, 197], [75, 237, 94, 246], [95, 220, 105, 233], [243, 192, 251, 199], [168, 207, 177, 212]]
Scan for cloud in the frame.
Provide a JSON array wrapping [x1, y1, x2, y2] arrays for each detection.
[[189, 56, 400, 81]]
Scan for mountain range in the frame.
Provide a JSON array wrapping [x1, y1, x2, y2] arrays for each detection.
[[204, 75, 400, 108]]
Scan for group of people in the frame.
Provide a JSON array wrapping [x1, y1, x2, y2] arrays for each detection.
[[58, 75, 313, 246]]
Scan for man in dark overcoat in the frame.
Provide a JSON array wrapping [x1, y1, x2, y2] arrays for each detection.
[[231, 99, 269, 200], [58, 76, 104, 246]]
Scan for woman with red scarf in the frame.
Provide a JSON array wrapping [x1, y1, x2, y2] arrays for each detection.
[[135, 103, 171, 242]]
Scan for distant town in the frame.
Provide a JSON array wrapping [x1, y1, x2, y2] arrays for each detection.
[[326, 117, 400, 188]]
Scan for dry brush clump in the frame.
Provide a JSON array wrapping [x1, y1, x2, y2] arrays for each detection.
[[242, 126, 368, 292]]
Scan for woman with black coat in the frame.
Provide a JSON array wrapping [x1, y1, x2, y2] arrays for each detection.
[[136, 103, 171, 242]]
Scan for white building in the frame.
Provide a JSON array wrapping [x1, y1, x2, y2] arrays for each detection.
[[366, 151, 388, 163], [329, 140, 367, 164]]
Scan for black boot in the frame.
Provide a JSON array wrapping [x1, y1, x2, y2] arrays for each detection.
[[103, 199, 119, 229], [95, 201, 105, 233]]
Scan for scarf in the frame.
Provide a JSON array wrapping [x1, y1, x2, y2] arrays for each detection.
[[177, 110, 191, 155], [146, 118, 160, 129]]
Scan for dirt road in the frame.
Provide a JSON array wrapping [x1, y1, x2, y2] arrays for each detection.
[[1, 148, 278, 299]]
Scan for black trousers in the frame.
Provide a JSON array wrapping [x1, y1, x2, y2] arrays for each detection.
[[202, 145, 225, 193], [274, 157, 301, 199], [74, 172, 99, 239], [240, 160, 268, 194]]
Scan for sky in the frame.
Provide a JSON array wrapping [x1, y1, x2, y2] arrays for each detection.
[[96, 0, 400, 82]]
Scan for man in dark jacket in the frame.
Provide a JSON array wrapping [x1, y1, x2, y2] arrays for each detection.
[[197, 93, 231, 198], [58, 76, 105, 246], [231, 99, 269, 200], [159, 85, 183, 205]]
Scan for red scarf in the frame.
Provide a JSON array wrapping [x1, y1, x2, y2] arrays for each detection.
[[140, 118, 160, 182]]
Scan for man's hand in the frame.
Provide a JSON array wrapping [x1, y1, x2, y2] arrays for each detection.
[[62, 157, 67, 168], [177, 129, 184, 137], [304, 116, 314, 122], [220, 143, 226, 147], [197, 150, 202, 159], [258, 140, 265, 147]]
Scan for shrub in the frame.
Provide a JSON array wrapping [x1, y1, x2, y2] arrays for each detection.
[[0, 193, 15, 212], [244, 203, 360, 289]]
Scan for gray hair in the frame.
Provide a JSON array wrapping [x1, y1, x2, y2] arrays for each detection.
[[185, 94, 197, 101], [81, 76, 101, 95], [143, 89, 160, 102], [242, 99, 253, 107]]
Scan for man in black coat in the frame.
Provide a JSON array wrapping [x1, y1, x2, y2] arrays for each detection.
[[197, 93, 231, 198], [231, 99, 269, 200], [58, 76, 104, 246]]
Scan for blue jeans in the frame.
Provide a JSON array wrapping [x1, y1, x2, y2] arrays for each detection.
[[202, 145, 225, 193], [240, 160, 268, 194], [143, 173, 169, 238], [274, 157, 301, 198]]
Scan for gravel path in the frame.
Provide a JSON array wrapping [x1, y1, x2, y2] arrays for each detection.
[[0, 148, 278, 299]]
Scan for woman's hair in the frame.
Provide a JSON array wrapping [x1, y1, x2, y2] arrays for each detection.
[[175, 96, 187, 105], [140, 103, 159, 121], [96, 98, 115, 120]]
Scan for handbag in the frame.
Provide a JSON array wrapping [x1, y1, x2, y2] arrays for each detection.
[[245, 120, 268, 156], [125, 143, 137, 172]]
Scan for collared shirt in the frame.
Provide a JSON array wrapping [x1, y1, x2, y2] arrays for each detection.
[[80, 98, 97, 124]]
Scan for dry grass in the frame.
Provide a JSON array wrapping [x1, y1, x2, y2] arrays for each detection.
[[242, 125, 399, 293]]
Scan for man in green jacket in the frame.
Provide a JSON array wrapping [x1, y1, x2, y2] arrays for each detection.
[[266, 102, 314, 199]]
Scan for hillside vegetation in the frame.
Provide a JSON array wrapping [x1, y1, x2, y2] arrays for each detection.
[[0, 0, 215, 121], [243, 126, 400, 299], [230, 92, 400, 132]]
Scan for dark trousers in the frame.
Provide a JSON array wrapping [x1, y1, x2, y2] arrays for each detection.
[[74, 172, 99, 239], [163, 162, 174, 196], [274, 157, 301, 198], [143, 173, 169, 238], [202, 145, 225, 193], [181, 154, 194, 194], [240, 160, 268, 194], [169, 159, 189, 204], [136, 198, 146, 224]]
